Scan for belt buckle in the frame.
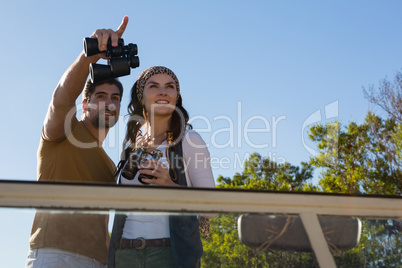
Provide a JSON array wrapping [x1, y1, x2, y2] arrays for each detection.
[[135, 237, 146, 250]]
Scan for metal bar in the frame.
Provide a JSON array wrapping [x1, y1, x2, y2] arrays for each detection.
[[0, 181, 401, 218], [300, 213, 337, 268]]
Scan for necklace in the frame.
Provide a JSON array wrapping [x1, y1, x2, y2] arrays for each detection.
[[141, 132, 168, 152]]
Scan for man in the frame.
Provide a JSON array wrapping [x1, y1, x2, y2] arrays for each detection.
[[26, 16, 129, 268]]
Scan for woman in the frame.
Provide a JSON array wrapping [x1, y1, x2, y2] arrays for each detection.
[[108, 66, 215, 268]]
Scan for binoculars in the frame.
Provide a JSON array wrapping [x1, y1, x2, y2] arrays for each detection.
[[121, 146, 163, 184], [84, 37, 140, 82]]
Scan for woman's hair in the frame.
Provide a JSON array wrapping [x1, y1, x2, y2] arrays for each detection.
[[123, 67, 192, 149]]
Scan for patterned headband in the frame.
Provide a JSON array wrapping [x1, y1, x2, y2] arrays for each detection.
[[136, 66, 180, 101]]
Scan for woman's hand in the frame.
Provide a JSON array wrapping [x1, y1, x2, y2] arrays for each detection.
[[139, 159, 179, 187]]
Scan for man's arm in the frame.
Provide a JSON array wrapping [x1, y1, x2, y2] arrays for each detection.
[[42, 16, 129, 141], [42, 53, 98, 140]]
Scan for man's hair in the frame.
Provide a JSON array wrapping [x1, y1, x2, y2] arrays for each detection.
[[83, 78, 124, 102]]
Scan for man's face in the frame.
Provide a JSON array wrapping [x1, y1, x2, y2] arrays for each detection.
[[84, 83, 121, 129]]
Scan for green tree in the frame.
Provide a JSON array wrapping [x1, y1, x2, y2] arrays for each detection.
[[392, 124, 402, 162], [308, 70, 402, 195], [306, 69, 402, 266], [202, 71, 402, 267], [309, 113, 401, 195], [216, 152, 317, 192], [202, 213, 272, 268], [201, 154, 318, 267], [364, 69, 402, 169], [364, 70, 402, 124], [361, 71, 402, 267]]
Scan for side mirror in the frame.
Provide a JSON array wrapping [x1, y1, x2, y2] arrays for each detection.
[[238, 214, 361, 252]]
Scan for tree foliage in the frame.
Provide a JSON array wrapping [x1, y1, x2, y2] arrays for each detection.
[[304, 71, 402, 266], [307, 70, 402, 195], [201, 151, 401, 267], [364, 70, 402, 123], [201, 155, 319, 267], [309, 113, 401, 195], [201, 70, 402, 267], [216, 153, 317, 192]]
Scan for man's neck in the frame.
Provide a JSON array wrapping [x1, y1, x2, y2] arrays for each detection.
[[82, 118, 109, 143]]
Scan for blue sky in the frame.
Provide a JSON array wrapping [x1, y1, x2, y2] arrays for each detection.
[[1, 0, 402, 266]]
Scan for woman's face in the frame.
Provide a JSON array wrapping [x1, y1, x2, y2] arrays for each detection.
[[141, 74, 178, 118]]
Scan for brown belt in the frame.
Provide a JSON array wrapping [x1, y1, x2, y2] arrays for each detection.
[[115, 238, 171, 250]]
